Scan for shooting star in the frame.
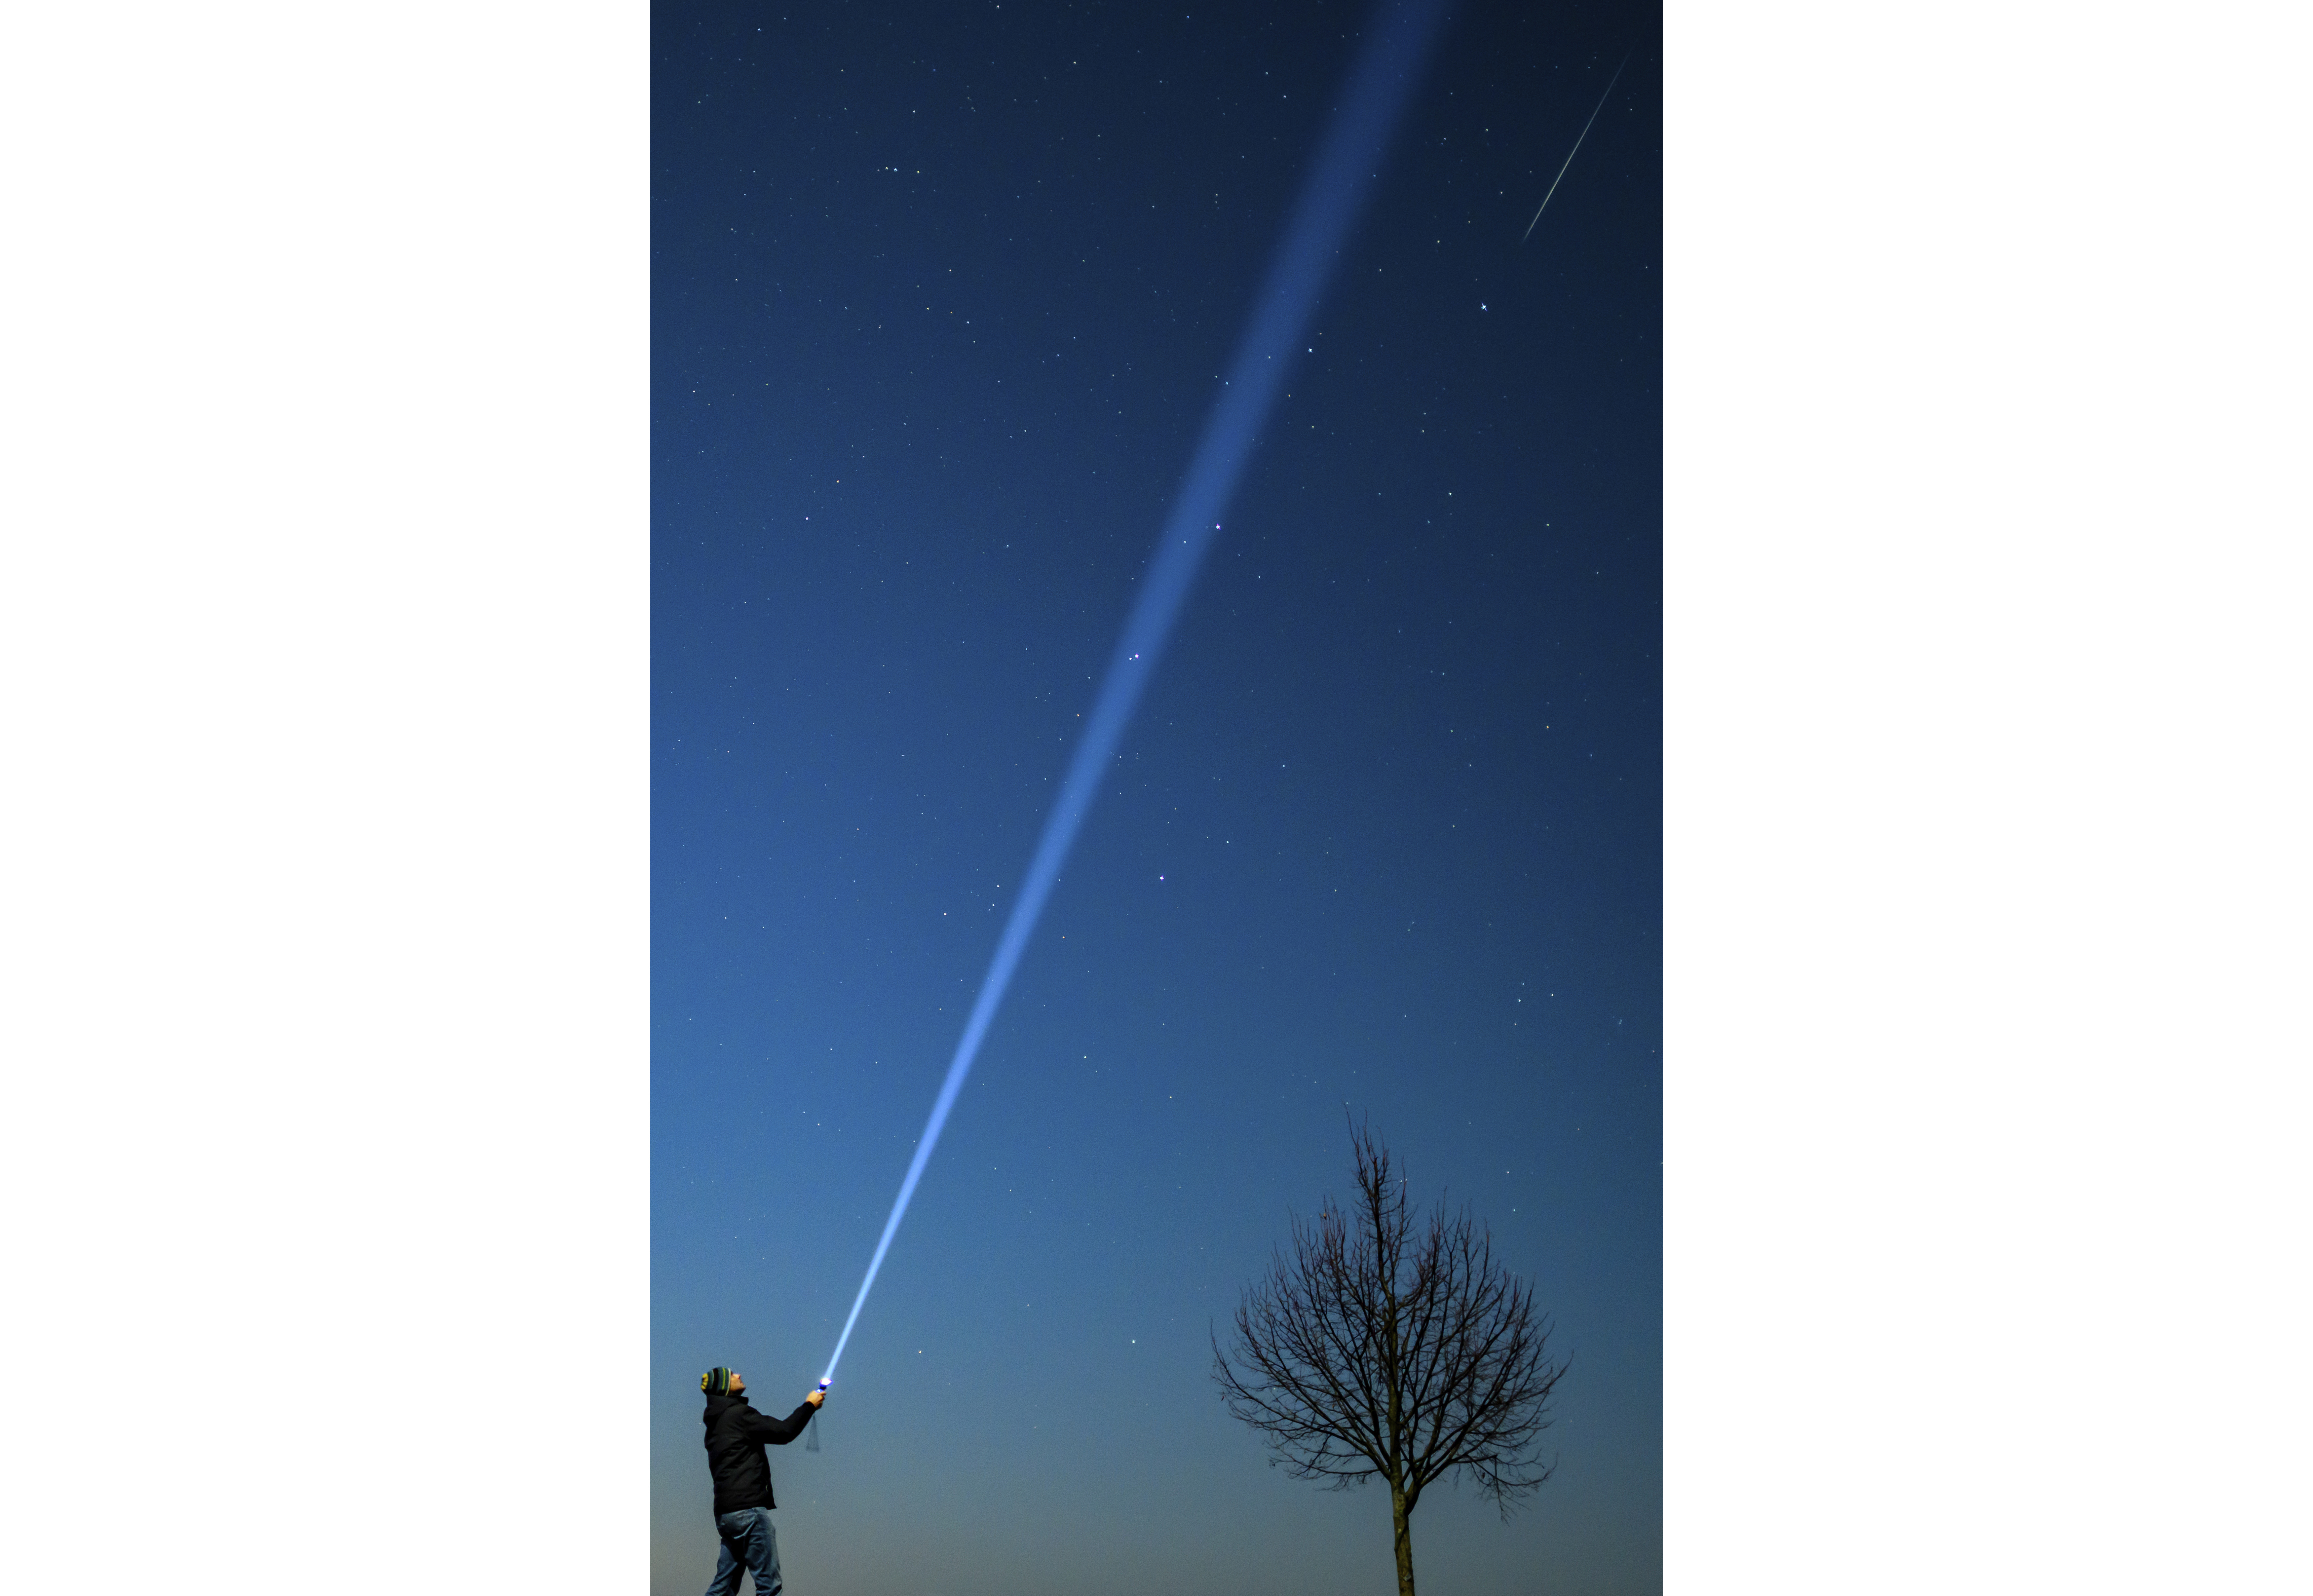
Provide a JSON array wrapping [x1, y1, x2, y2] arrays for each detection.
[[1522, 52, 1630, 243]]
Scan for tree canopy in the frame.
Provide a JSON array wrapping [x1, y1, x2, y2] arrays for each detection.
[[1213, 1119, 1568, 1596]]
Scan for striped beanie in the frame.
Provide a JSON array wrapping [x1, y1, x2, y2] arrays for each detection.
[[701, 1367, 738, 1396]]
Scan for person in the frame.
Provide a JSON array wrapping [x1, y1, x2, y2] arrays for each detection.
[[700, 1366, 825, 1596]]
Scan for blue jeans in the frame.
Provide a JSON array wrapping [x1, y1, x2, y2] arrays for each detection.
[[705, 1506, 781, 1596]]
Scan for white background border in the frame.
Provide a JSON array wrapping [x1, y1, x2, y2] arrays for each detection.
[[1665, 2, 2308, 1589], [2, 2, 649, 1588]]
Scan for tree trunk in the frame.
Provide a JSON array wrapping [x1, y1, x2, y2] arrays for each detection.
[[1390, 1481, 1417, 1596]]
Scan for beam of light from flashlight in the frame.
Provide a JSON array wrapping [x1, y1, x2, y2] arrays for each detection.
[[1521, 51, 1629, 243], [818, 0, 1451, 1389]]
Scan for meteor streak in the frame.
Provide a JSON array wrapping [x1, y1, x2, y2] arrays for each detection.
[[1522, 52, 1629, 243], [817, 0, 1451, 1389]]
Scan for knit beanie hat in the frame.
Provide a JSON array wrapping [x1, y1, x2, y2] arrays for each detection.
[[701, 1367, 737, 1396]]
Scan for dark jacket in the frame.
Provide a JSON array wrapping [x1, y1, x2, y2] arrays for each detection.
[[702, 1391, 816, 1515]]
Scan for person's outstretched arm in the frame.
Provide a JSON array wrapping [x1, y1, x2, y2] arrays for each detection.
[[739, 1389, 824, 1446]]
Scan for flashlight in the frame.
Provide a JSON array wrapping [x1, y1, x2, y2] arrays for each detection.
[[817, 1379, 831, 1392]]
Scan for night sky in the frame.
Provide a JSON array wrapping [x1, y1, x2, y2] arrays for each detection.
[[652, 4, 1660, 1593]]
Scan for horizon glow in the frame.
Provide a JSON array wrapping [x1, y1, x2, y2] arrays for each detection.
[[819, 0, 1451, 1388]]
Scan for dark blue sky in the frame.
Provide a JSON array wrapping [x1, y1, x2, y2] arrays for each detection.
[[653, 3, 1659, 1592]]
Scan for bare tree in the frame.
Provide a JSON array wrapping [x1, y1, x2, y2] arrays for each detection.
[[1212, 1118, 1568, 1596]]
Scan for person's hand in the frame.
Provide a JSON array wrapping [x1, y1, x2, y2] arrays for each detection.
[[806, 1388, 826, 1408]]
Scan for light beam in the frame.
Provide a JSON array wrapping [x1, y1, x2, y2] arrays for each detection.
[[818, 0, 1452, 1388]]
